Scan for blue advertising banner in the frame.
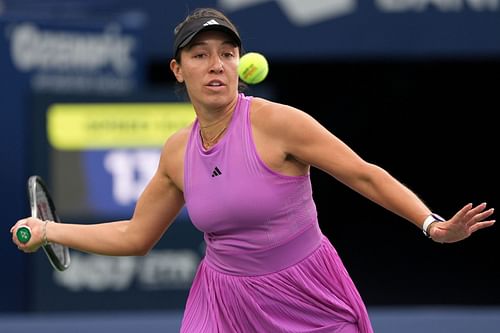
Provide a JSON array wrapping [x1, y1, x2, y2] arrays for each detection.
[[24, 91, 204, 312], [30, 215, 204, 312], [127, 0, 500, 59], [0, 13, 146, 311], [3, 0, 499, 59]]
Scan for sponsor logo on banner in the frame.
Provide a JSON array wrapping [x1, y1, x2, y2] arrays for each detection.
[[219, 0, 357, 25], [6, 22, 140, 93], [376, 0, 499, 12], [219, 0, 498, 25], [46, 102, 195, 217], [103, 149, 160, 206], [54, 250, 201, 291]]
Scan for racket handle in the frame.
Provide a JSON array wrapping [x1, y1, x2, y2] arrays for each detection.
[[16, 226, 32, 244]]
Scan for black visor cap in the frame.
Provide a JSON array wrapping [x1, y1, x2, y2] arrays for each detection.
[[173, 17, 241, 56]]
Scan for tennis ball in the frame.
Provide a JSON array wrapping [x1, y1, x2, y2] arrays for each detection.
[[238, 52, 269, 84]]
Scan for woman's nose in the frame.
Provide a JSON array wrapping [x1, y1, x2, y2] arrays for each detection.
[[210, 56, 224, 73]]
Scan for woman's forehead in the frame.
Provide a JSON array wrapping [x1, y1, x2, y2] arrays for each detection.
[[188, 30, 239, 47]]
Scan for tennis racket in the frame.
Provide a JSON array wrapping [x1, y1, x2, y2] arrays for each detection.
[[16, 175, 71, 271]]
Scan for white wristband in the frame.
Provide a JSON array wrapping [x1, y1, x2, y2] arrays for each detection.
[[422, 213, 445, 238]]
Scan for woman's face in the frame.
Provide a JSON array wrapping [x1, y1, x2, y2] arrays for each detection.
[[171, 30, 240, 110]]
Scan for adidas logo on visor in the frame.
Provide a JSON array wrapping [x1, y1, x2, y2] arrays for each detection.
[[203, 19, 220, 26]]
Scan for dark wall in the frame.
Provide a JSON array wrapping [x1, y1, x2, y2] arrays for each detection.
[[277, 60, 500, 306], [152, 59, 500, 306]]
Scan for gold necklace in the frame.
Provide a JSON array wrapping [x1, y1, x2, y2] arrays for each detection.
[[200, 125, 228, 149], [198, 109, 234, 148], [199, 109, 234, 129]]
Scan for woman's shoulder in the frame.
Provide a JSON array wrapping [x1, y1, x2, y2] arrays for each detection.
[[158, 122, 194, 183], [250, 97, 311, 129], [163, 122, 194, 156], [250, 96, 291, 112]]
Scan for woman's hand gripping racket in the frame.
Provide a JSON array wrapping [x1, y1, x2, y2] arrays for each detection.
[[16, 175, 71, 271]]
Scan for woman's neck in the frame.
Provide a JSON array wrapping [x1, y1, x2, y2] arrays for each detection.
[[196, 95, 239, 149]]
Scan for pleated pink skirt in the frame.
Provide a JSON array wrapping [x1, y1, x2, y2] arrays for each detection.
[[180, 237, 373, 333]]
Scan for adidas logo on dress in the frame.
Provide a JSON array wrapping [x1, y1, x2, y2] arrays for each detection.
[[211, 167, 222, 177]]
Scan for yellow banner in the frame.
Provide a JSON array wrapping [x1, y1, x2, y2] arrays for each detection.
[[47, 103, 195, 150]]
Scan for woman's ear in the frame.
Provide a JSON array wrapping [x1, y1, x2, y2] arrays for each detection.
[[170, 59, 184, 83]]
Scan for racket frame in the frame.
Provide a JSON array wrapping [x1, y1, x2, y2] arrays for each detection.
[[28, 175, 71, 271]]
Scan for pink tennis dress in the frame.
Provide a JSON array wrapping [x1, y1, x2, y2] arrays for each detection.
[[182, 93, 373, 332]]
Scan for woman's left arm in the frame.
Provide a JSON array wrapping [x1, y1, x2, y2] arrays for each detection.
[[276, 104, 495, 243]]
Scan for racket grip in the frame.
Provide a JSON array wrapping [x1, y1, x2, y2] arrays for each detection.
[[16, 226, 32, 244]]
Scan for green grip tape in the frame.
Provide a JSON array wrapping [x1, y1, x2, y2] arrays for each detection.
[[16, 226, 32, 244]]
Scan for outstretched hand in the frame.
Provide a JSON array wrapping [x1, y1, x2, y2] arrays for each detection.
[[429, 203, 495, 243]]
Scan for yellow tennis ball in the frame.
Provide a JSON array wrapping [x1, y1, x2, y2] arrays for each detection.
[[238, 52, 269, 84]]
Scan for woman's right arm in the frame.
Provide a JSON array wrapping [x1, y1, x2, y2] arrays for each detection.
[[12, 131, 187, 256]]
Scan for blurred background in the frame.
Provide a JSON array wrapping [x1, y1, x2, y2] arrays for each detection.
[[1, 1, 499, 332]]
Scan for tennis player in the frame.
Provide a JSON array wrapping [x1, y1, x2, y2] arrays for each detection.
[[12, 7, 495, 333]]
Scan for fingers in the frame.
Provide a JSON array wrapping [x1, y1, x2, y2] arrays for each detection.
[[467, 202, 489, 216], [466, 207, 495, 227], [463, 202, 494, 226], [469, 220, 496, 234], [455, 202, 493, 222], [10, 218, 29, 233], [454, 203, 474, 220], [462, 202, 496, 235]]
